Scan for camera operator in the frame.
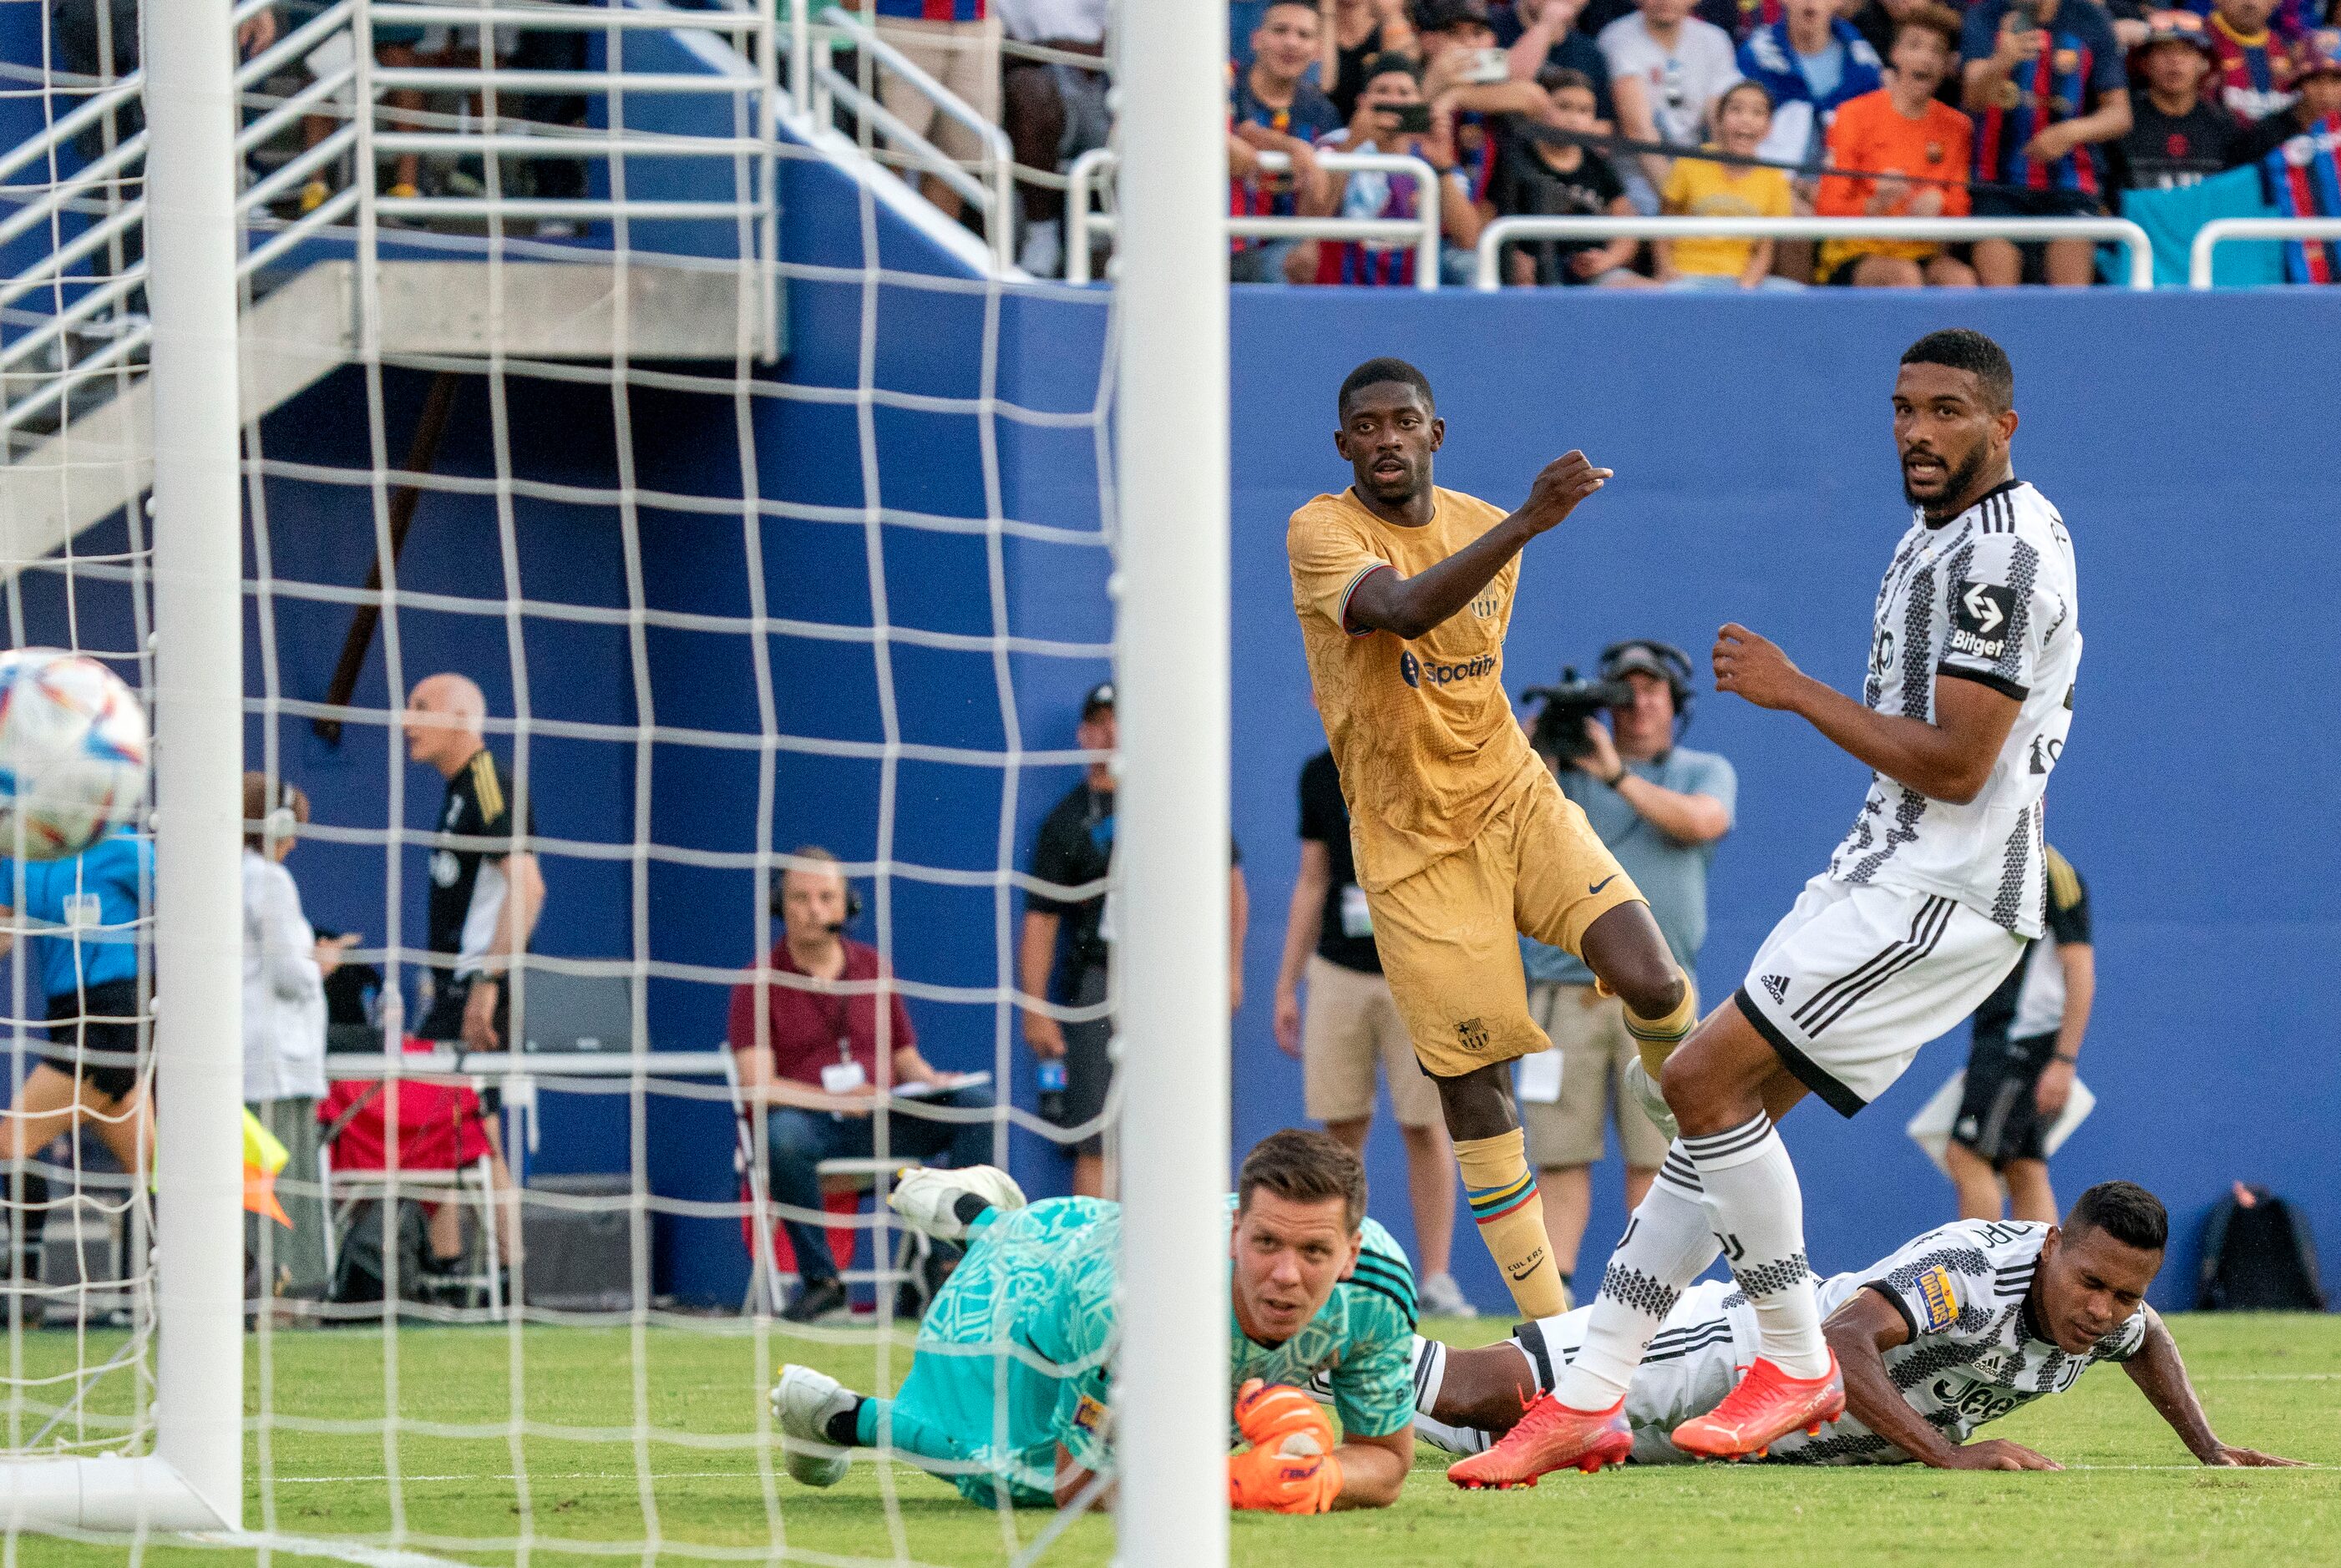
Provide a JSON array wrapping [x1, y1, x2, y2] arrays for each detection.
[[1516, 640, 1735, 1302]]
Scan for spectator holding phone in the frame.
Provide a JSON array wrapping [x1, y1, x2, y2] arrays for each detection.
[[1490, 68, 1654, 283], [1300, 54, 1487, 283], [1655, 78, 1801, 286], [1417, 0, 1562, 213], [1814, 3, 1979, 285], [1962, 0, 2133, 286]]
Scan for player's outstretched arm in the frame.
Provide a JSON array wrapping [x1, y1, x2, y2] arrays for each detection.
[[2121, 1307, 2305, 1468], [1345, 453, 1610, 640], [1825, 1288, 2063, 1470], [1712, 625, 2019, 805], [1327, 1428, 1411, 1510]]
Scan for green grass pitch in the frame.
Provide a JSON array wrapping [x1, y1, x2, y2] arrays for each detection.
[[17, 1313, 2338, 1565]]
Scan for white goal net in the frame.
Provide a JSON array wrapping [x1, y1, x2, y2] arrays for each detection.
[[0, 0, 1228, 1562]]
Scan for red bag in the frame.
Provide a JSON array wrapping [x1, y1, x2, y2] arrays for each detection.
[[318, 1037, 494, 1171]]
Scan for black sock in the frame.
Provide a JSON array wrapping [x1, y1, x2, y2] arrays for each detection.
[[951, 1193, 993, 1228], [823, 1398, 867, 1446]]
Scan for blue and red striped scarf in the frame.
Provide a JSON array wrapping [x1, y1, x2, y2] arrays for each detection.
[[870, 0, 986, 19], [2263, 114, 2341, 285]]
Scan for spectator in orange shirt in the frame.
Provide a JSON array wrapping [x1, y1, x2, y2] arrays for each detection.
[[1814, 4, 1979, 286]]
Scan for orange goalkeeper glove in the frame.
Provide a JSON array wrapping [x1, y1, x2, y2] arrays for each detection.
[[1232, 1379, 1336, 1456], [1228, 1440, 1344, 1515]]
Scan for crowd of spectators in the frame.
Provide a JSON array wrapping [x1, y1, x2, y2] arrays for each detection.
[[1219, 0, 2341, 286]]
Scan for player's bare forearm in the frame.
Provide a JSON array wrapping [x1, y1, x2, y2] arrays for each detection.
[[1330, 1429, 1411, 1510], [1830, 1292, 2065, 1470], [1347, 453, 1609, 640], [2121, 1309, 2298, 1465], [1715, 625, 2018, 803], [1345, 517, 1536, 640], [1825, 1292, 1958, 1466]]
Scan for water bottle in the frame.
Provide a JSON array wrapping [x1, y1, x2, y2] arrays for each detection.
[[1037, 1059, 1067, 1124]]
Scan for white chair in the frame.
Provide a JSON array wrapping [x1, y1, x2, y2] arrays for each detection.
[[317, 1089, 507, 1321], [718, 1045, 918, 1318]]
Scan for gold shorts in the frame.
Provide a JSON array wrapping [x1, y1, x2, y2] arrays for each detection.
[[1368, 771, 1644, 1079]]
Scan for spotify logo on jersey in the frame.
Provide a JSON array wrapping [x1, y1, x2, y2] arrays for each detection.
[[1399, 650, 1493, 690]]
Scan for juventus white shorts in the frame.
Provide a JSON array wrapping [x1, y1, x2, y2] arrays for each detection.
[[1412, 1282, 1753, 1465], [1735, 875, 2024, 1117]]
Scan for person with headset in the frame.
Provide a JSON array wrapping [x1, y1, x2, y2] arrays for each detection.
[[1517, 639, 1735, 1303], [729, 847, 994, 1325]]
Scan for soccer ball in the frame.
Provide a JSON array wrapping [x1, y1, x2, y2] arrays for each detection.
[[0, 649, 149, 859]]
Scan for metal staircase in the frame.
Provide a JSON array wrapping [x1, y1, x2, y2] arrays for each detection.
[[0, 0, 782, 570]]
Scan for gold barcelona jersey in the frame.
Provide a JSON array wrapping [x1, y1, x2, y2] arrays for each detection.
[[1287, 485, 1542, 891]]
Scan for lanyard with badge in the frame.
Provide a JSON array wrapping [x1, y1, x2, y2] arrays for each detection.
[[814, 989, 868, 1105]]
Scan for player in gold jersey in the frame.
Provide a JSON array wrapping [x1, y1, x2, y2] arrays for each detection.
[[1287, 358, 1698, 1322]]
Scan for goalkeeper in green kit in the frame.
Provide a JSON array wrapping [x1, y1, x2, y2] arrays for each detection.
[[773, 1129, 1416, 1512]]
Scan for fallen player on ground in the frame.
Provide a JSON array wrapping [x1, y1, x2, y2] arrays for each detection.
[[773, 1129, 1415, 1512], [1408, 1181, 2298, 1479]]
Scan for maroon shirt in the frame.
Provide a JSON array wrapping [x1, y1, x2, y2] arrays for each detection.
[[727, 938, 916, 1088]]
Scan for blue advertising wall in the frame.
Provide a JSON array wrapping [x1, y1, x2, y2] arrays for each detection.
[[1225, 288, 2341, 1313]]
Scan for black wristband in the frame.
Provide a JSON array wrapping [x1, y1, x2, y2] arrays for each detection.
[[2051, 1052, 2078, 1065], [1605, 765, 1629, 787]]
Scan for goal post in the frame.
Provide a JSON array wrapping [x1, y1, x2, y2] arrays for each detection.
[[144, 0, 249, 1532], [0, 0, 248, 1535], [1112, 0, 1231, 1564]]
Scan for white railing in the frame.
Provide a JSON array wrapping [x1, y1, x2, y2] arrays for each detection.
[[2188, 218, 2341, 287], [1473, 215, 2158, 290], [1067, 147, 1443, 289], [0, 0, 785, 442], [804, 5, 1017, 271]]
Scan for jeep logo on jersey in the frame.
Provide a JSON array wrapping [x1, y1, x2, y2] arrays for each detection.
[[1400, 650, 1496, 690], [1948, 582, 2013, 660]]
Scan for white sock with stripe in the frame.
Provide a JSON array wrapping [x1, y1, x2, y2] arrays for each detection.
[[1685, 1113, 1829, 1379], [1547, 1146, 1719, 1411]]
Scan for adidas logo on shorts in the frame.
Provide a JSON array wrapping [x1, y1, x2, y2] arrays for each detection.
[[1760, 974, 1791, 1004]]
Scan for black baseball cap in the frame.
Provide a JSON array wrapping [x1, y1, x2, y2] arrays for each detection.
[[1082, 681, 1116, 718], [1606, 643, 1679, 683], [1413, 0, 1494, 34]]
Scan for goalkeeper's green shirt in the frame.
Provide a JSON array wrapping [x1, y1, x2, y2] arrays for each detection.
[[910, 1195, 1416, 1495]]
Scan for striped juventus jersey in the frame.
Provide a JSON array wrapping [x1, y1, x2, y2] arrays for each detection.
[[1828, 479, 2080, 938], [1773, 1218, 2146, 1464]]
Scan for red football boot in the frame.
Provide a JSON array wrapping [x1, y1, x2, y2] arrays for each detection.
[[1670, 1353, 1846, 1460], [1447, 1393, 1634, 1490]]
